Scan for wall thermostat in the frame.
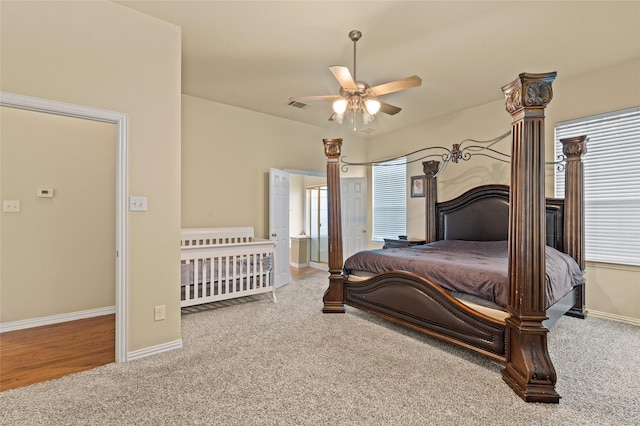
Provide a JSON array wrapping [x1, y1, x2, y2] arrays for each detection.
[[37, 188, 54, 198]]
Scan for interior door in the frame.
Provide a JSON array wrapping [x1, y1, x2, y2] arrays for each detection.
[[269, 168, 291, 288], [341, 177, 367, 260]]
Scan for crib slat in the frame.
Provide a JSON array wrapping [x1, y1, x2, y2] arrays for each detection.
[[249, 253, 255, 290], [186, 258, 194, 301], [203, 258, 209, 298], [217, 256, 223, 296], [253, 253, 258, 289]]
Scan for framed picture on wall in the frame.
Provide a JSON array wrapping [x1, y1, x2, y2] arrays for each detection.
[[411, 176, 425, 198]]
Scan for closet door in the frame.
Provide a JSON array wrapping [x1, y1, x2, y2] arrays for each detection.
[[341, 177, 367, 260], [269, 168, 291, 288]]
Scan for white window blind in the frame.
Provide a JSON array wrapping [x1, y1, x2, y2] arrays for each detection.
[[555, 106, 640, 266], [372, 157, 406, 242]]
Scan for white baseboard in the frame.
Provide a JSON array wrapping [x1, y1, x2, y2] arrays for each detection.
[[309, 261, 329, 271], [587, 309, 640, 327], [0, 306, 116, 333], [127, 339, 183, 361], [290, 262, 310, 268]]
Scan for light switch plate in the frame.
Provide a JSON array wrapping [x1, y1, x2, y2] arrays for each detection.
[[154, 305, 165, 321], [129, 196, 148, 212]]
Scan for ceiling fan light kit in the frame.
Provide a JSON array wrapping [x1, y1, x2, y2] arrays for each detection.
[[290, 30, 421, 131], [332, 97, 380, 125], [333, 98, 348, 114], [366, 99, 381, 114]]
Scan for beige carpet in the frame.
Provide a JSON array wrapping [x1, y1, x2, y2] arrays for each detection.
[[1, 275, 639, 425]]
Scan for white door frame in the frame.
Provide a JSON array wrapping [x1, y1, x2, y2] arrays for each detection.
[[0, 91, 128, 362]]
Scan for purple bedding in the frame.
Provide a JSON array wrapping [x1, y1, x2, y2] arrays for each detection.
[[343, 240, 585, 309]]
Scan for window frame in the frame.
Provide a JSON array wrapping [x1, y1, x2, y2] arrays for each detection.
[[371, 157, 407, 243], [554, 106, 640, 267]]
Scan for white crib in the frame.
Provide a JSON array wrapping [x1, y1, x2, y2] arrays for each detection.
[[180, 227, 276, 307]]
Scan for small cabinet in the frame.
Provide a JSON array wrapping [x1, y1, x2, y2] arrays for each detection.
[[290, 235, 311, 268]]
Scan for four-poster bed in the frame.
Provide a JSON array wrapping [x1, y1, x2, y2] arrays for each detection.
[[321, 72, 587, 403]]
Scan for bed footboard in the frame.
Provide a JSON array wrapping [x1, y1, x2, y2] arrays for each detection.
[[345, 271, 506, 361]]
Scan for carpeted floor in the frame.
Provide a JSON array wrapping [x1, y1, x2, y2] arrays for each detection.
[[1, 274, 639, 425]]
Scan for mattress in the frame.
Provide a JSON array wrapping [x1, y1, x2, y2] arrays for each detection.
[[343, 240, 585, 309]]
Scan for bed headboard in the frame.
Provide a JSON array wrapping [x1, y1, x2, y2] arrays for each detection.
[[434, 184, 565, 251]]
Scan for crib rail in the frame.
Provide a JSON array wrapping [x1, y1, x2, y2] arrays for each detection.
[[180, 235, 276, 307], [181, 227, 256, 247]]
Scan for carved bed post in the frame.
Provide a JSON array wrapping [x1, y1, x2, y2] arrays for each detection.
[[561, 135, 588, 318], [322, 138, 346, 313], [501, 72, 560, 403], [423, 160, 439, 243]]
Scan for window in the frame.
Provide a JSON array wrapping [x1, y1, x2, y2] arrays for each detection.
[[555, 106, 640, 266], [372, 157, 407, 242]]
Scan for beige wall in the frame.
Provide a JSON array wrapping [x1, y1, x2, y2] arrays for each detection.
[[367, 60, 640, 322], [585, 263, 640, 323], [181, 94, 366, 238], [1, 1, 182, 351], [1, 107, 116, 321]]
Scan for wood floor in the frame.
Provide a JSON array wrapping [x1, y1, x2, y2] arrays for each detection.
[[0, 314, 115, 391], [0, 268, 324, 392], [290, 265, 328, 280]]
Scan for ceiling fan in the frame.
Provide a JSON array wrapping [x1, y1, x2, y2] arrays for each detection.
[[289, 30, 422, 128]]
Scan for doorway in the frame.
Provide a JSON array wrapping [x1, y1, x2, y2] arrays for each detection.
[[0, 92, 128, 362], [307, 185, 328, 265], [287, 171, 327, 271], [287, 173, 367, 269]]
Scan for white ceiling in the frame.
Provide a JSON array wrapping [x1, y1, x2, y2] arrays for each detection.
[[116, 1, 640, 136]]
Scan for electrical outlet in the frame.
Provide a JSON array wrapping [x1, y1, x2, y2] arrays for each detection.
[[154, 305, 166, 321], [3, 200, 20, 212], [129, 196, 148, 212]]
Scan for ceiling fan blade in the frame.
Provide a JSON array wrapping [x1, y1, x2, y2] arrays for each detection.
[[289, 95, 341, 102], [329, 66, 358, 91], [379, 101, 402, 115], [370, 75, 422, 96]]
